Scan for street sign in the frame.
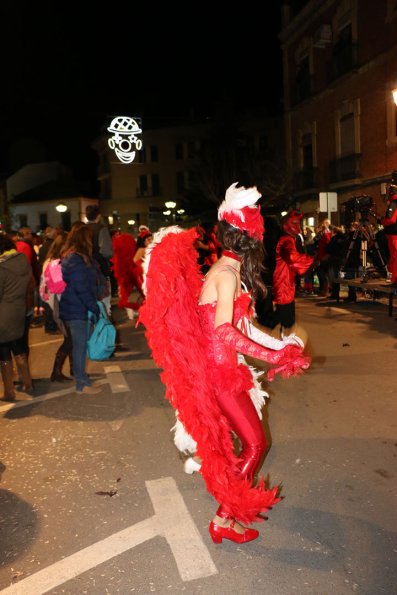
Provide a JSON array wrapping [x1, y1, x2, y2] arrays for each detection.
[[319, 192, 338, 213]]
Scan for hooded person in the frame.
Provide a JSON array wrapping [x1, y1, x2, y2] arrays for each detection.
[[273, 210, 314, 341], [139, 183, 310, 545], [380, 186, 397, 285]]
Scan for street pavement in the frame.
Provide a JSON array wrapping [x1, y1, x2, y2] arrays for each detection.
[[0, 294, 396, 595]]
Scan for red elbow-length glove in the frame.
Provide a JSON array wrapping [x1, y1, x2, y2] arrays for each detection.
[[215, 322, 310, 381]]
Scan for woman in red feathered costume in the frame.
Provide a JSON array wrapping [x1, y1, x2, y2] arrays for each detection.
[[140, 183, 310, 545]]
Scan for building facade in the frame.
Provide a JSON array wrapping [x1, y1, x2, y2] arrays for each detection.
[[92, 121, 209, 232], [92, 114, 285, 232], [2, 118, 285, 234], [5, 162, 98, 232], [280, 0, 397, 225]]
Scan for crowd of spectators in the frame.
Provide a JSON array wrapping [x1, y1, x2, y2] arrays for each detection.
[[0, 207, 392, 402]]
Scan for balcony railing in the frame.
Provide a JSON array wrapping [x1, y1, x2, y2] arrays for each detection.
[[136, 186, 162, 198], [329, 154, 361, 183]]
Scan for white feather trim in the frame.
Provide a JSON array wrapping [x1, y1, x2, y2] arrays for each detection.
[[218, 182, 262, 222], [237, 354, 269, 419], [171, 416, 197, 454], [142, 225, 183, 295]]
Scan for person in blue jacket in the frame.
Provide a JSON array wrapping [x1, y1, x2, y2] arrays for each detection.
[[60, 225, 101, 394]]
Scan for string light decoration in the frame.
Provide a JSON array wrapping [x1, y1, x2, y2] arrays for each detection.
[[107, 116, 143, 164]]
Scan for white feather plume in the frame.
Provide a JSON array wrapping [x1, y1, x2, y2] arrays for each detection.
[[218, 182, 262, 222], [171, 417, 197, 453], [142, 225, 183, 295]]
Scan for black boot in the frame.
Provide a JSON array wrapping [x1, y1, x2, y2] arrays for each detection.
[[50, 350, 72, 382], [1, 360, 16, 401], [14, 354, 33, 393]]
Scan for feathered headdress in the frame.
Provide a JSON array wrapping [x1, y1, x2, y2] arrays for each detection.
[[138, 230, 152, 239], [217, 182, 264, 240]]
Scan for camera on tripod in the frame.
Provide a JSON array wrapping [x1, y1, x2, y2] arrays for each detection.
[[343, 194, 375, 225], [340, 194, 388, 280]]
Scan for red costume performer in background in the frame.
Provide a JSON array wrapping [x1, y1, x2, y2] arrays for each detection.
[[381, 190, 397, 284], [273, 211, 314, 337], [140, 184, 310, 543], [111, 232, 140, 310]]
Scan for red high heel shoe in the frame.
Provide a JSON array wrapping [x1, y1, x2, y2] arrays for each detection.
[[209, 519, 259, 544]]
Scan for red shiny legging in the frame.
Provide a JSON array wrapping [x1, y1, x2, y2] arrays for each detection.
[[214, 387, 267, 519]]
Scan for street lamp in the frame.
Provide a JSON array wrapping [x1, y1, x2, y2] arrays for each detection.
[[164, 201, 177, 223], [56, 203, 68, 213]]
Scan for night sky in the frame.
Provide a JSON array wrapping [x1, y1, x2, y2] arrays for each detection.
[[0, 3, 284, 187]]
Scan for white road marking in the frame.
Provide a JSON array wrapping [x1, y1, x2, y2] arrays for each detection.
[[0, 385, 82, 413], [146, 477, 217, 581], [0, 477, 217, 594], [30, 338, 64, 347], [124, 359, 159, 370], [0, 518, 157, 595], [0, 367, 131, 413], [0, 367, 130, 413], [103, 365, 130, 393]]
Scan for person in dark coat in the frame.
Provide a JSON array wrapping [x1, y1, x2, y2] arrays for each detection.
[[341, 221, 361, 302], [326, 226, 348, 299], [0, 234, 33, 401], [85, 204, 113, 315], [255, 215, 280, 328], [60, 226, 101, 395]]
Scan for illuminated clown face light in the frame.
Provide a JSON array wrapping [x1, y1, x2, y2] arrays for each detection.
[[107, 116, 143, 164]]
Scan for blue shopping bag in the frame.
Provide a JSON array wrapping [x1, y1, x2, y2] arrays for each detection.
[[87, 301, 116, 360]]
